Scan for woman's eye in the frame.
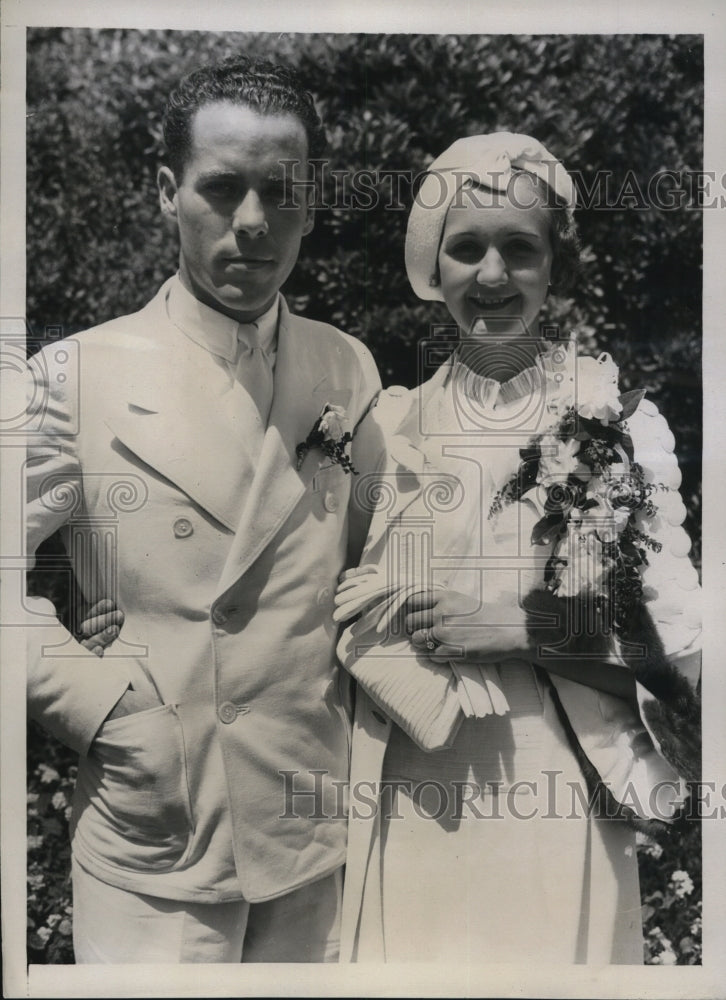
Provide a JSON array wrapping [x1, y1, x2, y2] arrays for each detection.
[[506, 240, 537, 257], [447, 241, 482, 262]]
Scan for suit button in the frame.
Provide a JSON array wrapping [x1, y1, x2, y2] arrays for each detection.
[[173, 517, 193, 538], [218, 702, 238, 724], [323, 490, 339, 513], [212, 607, 228, 626]]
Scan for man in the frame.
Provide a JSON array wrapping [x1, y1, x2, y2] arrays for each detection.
[[25, 57, 381, 963]]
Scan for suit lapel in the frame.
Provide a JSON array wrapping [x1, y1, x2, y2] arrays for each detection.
[[104, 292, 263, 532], [215, 302, 352, 598]]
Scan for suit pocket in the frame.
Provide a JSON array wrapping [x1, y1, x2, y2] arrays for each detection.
[[75, 703, 194, 873]]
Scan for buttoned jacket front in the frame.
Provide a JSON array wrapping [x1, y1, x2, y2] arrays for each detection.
[[25, 278, 381, 903]]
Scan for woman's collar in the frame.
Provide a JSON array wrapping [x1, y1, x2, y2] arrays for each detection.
[[443, 339, 573, 407]]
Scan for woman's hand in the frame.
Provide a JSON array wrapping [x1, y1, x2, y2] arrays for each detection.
[[78, 598, 125, 657], [404, 589, 530, 663]]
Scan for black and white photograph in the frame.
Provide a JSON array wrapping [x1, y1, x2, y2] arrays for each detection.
[[1, 1, 725, 997]]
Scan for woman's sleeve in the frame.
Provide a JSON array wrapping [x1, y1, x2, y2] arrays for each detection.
[[629, 398, 701, 688], [548, 398, 700, 820]]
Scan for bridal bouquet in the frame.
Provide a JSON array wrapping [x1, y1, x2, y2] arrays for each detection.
[[489, 346, 664, 635]]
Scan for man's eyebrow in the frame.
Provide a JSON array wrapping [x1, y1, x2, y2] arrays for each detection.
[[195, 168, 289, 184], [196, 169, 241, 183]]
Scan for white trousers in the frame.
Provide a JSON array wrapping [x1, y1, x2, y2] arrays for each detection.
[[72, 859, 343, 963]]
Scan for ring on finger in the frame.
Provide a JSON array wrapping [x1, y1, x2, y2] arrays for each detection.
[[422, 628, 439, 651]]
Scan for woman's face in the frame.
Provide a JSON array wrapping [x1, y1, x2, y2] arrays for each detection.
[[437, 175, 553, 346]]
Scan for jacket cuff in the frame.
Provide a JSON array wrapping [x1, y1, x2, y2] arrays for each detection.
[[548, 673, 687, 821]]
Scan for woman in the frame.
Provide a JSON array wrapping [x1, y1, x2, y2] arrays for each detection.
[[333, 133, 701, 964]]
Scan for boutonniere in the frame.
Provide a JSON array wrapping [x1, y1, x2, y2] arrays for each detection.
[[490, 351, 666, 635], [296, 403, 358, 474]]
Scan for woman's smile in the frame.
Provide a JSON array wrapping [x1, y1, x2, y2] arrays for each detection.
[[467, 292, 520, 311]]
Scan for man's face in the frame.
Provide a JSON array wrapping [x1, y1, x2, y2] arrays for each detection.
[[158, 101, 313, 322]]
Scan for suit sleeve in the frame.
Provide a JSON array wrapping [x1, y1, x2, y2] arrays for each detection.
[[346, 342, 384, 568], [25, 347, 130, 754]]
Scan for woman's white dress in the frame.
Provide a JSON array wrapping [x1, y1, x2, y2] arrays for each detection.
[[339, 353, 701, 964]]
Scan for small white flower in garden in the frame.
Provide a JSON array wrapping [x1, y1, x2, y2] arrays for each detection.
[[669, 870, 694, 898], [46, 913, 62, 929], [51, 790, 68, 811], [65, 805, 73, 822], [654, 946, 678, 965], [36, 926, 52, 944], [690, 916, 702, 937], [647, 925, 677, 965], [635, 830, 664, 859], [27, 835, 44, 851], [27, 792, 39, 805], [38, 764, 60, 784], [27, 873, 45, 890], [58, 919, 72, 937]]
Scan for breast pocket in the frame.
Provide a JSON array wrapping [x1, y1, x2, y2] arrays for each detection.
[[75, 703, 194, 873]]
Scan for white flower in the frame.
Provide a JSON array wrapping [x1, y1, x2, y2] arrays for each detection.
[[669, 870, 694, 898], [579, 491, 631, 543], [36, 926, 52, 944], [318, 403, 347, 441], [575, 353, 622, 422], [37, 764, 59, 784], [647, 925, 677, 964], [653, 946, 678, 965], [51, 790, 68, 811], [635, 831, 663, 859], [644, 840, 663, 860], [536, 435, 583, 483], [27, 835, 44, 851]]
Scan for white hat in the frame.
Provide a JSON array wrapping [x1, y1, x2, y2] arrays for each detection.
[[405, 132, 577, 301]]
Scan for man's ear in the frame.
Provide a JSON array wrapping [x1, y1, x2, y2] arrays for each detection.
[[158, 165, 179, 222]]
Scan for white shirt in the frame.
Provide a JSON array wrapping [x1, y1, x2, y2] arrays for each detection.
[[165, 274, 279, 373]]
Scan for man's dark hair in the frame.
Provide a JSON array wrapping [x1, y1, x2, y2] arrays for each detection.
[[162, 56, 326, 178]]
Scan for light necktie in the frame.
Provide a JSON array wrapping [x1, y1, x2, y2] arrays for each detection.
[[235, 323, 274, 428]]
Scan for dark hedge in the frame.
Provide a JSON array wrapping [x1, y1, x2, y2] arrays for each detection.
[[25, 29, 702, 964]]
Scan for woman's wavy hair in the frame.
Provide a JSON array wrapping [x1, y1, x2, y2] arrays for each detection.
[[162, 56, 326, 179], [547, 202, 583, 296], [506, 168, 583, 296]]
